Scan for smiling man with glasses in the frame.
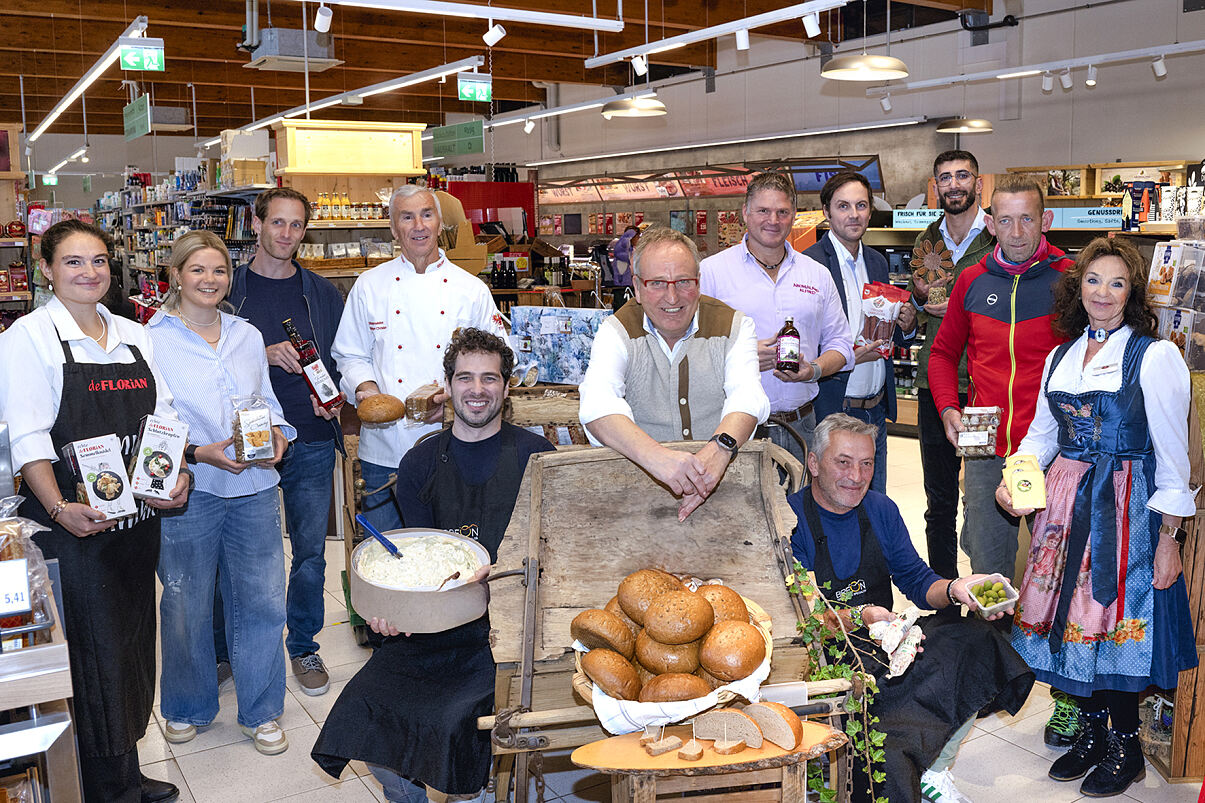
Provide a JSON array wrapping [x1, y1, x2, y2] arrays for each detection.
[[580, 227, 769, 521]]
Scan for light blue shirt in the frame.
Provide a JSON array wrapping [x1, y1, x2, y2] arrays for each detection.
[[939, 206, 989, 265], [146, 310, 295, 498]]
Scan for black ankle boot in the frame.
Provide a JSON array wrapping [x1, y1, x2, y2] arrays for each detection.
[[1049, 712, 1108, 781], [1080, 729, 1146, 797]]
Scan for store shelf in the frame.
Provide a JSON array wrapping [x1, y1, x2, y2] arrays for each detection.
[[308, 219, 391, 229], [0, 238, 25, 247], [0, 291, 32, 302], [209, 184, 274, 197]]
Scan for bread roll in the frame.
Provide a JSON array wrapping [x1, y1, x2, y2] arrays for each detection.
[[636, 629, 700, 674], [581, 649, 640, 701], [637, 673, 712, 703], [643, 590, 715, 645], [617, 568, 683, 625], [357, 393, 406, 424], [699, 619, 766, 681], [636, 662, 657, 689], [743, 701, 804, 750], [571, 609, 635, 659], [693, 708, 764, 748], [695, 666, 725, 691], [697, 584, 749, 624], [605, 595, 640, 636]]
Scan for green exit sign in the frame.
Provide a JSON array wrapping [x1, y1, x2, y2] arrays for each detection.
[[458, 73, 492, 103], [119, 36, 165, 72], [42, 174, 59, 186]]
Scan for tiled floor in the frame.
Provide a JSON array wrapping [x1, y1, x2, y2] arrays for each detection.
[[135, 437, 1201, 802]]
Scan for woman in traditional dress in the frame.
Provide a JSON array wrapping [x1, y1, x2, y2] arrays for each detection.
[[998, 236, 1196, 797]]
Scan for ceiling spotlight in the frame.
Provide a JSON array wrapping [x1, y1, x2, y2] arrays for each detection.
[[483, 22, 506, 47], [802, 13, 822, 39], [81, 154, 90, 163], [601, 95, 667, 120], [1085, 65, 1098, 87], [1041, 71, 1054, 92], [1152, 55, 1167, 77], [880, 94, 892, 112], [631, 54, 648, 76], [1059, 69, 1072, 90], [523, 119, 535, 134], [936, 117, 993, 134], [821, 52, 909, 81], [314, 3, 333, 33], [735, 29, 750, 51]]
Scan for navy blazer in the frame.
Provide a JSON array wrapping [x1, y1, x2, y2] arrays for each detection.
[[802, 233, 912, 422]]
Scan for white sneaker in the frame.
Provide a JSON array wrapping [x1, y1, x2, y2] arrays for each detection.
[[920, 768, 972, 803], [163, 720, 196, 744], [240, 720, 289, 755]]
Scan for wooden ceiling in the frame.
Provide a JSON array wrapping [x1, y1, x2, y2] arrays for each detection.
[[2, 0, 984, 140]]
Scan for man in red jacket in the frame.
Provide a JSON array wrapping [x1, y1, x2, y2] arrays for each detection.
[[928, 173, 1072, 582]]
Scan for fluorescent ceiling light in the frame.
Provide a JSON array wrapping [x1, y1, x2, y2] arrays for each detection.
[[1041, 71, 1054, 92], [631, 54, 648, 76], [735, 29, 750, 51], [600, 96, 667, 119], [482, 22, 506, 47], [1058, 69, 1072, 90], [49, 159, 70, 174], [29, 16, 148, 142], [489, 89, 657, 128], [802, 13, 822, 38], [295, 0, 623, 32], [585, 0, 848, 69], [422, 156, 445, 163], [822, 52, 909, 81], [69, 146, 88, 160], [526, 116, 925, 167], [315, 4, 333, 32], [421, 134, 433, 141], [1152, 55, 1167, 77], [200, 137, 220, 148], [523, 119, 535, 134], [1085, 65, 1098, 87], [935, 117, 992, 134], [996, 69, 1041, 79]]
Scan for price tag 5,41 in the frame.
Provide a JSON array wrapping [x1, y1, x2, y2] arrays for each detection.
[[0, 558, 32, 617]]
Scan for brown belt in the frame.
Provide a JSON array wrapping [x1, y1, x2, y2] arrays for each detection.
[[844, 390, 885, 410], [771, 401, 814, 424]]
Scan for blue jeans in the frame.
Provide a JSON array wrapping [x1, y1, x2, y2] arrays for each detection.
[[158, 488, 287, 729], [366, 764, 488, 803], [961, 454, 1021, 577], [765, 410, 816, 467], [841, 394, 888, 494], [360, 460, 403, 533], [278, 439, 336, 657]]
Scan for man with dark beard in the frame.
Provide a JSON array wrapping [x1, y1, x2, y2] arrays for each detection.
[[907, 151, 994, 582], [312, 328, 553, 803]]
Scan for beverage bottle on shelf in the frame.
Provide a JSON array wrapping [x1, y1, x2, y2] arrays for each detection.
[[489, 260, 499, 289], [339, 192, 351, 220], [282, 318, 345, 411], [317, 193, 329, 220], [310, 198, 320, 221], [775, 317, 801, 373]]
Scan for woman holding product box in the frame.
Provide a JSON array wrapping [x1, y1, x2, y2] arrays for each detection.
[[146, 230, 297, 757], [0, 220, 189, 803], [997, 237, 1196, 797]]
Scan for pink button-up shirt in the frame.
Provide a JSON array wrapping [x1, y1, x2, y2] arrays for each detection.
[[700, 237, 853, 413]]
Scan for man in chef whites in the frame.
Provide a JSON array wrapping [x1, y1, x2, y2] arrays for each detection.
[[332, 185, 507, 534], [313, 328, 553, 802]]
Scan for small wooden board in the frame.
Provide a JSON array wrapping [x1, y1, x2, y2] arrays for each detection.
[[569, 722, 846, 776]]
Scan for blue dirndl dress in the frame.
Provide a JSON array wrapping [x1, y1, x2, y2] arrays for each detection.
[[1010, 333, 1197, 696]]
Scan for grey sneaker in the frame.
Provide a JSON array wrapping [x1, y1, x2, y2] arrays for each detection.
[[216, 660, 234, 694], [291, 652, 330, 696], [240, 720, 288, 755]]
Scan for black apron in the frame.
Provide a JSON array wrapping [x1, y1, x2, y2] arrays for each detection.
[[313, 425, 522, 795], [800, 491, 1034, 803], [19, 328, 160, 759]]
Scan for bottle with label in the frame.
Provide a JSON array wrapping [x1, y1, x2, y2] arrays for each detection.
[[317, 193, 330, 221], [775, 317, 801, 372], [282, 318, 345, 411], [340, 192, 351, 220]]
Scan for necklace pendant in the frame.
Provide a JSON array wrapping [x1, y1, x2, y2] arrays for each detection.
[[1092, 328, 1108, 343]]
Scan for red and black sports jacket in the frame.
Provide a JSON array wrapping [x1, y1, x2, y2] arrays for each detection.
[[928, 240, 1073, 457]]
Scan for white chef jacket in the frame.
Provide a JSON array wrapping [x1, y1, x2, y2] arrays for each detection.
[[332, 250, 506, 468], [0, 296, 178, 472], [1015, 326, 1196, 517]]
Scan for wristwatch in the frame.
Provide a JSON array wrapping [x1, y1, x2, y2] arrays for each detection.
[[808, 361, 822, 382], [710, 432, 739, 462], [1159, 523, 1187, 545], [184, 444, 198, 465]]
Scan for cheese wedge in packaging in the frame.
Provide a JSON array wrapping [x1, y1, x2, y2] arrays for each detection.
[[1006, 466, 1047, 510]]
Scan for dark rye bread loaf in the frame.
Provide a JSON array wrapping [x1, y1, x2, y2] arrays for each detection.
[[581, 648, 640, 701], [638, 672, 712, 703], [617, 568, 683, 626], [643, 590, 715, 645], [699, 619, 766, 681], [635, 629, 700, 675], [696, 584, 749, 624]]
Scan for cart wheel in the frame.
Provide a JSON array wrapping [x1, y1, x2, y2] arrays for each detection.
[[353, 623, 371, 647]]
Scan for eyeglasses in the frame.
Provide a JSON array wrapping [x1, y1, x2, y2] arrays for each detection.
[[637, 277, 700, 292], [936, 170, 977, 186]]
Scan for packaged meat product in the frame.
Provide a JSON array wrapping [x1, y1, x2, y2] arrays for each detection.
[[956, 406, 1000, 457], [62, 434, 138, 520], [128, 414, 188, 500], [858, 282, 912, 359], [230, 395, 275, 462]]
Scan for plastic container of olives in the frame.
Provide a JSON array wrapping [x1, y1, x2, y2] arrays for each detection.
[[968, 573, 1018, 619]]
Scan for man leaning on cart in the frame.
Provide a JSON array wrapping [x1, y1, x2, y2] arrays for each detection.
[[312, 328, 553, 803]]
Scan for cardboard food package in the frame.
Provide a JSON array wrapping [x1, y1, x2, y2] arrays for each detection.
[[62, 434, 138, 520], [128, 414, 189, 500], [1147, 242, 1184, 306]]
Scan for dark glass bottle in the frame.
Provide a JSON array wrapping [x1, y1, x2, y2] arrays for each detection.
[[283, 318, 344, 410], [775, 317, 801, 372]]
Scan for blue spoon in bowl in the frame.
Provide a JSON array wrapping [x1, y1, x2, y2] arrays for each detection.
[[355, 514, 403, 560]]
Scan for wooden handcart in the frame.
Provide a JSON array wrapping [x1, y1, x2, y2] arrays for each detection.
[[481, 439, 854, 802]]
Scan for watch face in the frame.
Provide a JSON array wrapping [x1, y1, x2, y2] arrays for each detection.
[[716, 432, 737, 451]]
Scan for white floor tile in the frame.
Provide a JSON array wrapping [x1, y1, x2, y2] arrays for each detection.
[[141, 758, 195, 803], [948, 731, 1086, 803], [977, 681, 1053, 734], [275, 777, 379, 801], [291, 676, 352, 725], [1123, 770, 1203, 803], [156, 682, 310, 757], [173, 723, 352, 803], [138, 713, 174, 765]]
